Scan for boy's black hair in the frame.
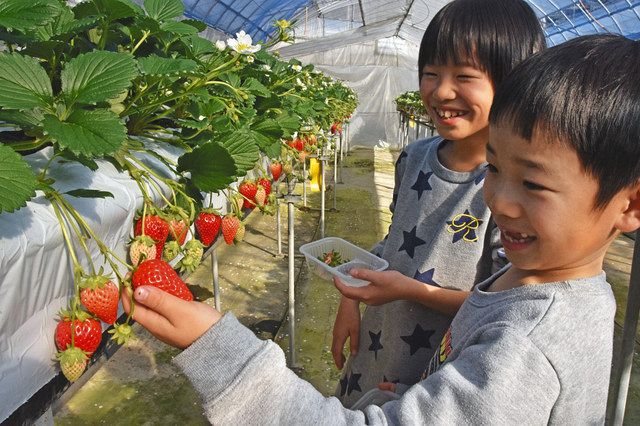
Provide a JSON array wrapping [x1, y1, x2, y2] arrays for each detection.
[[490, 34, 640, 208], [418, 0, 545, 87]]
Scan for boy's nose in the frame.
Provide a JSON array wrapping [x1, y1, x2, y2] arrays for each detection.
[[484, 183, 521, 219], [432, 78, 456, 101]]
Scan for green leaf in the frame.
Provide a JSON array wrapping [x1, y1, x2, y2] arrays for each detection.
[[160, 21, 198, 35], [242, 78, 270, 97], [62, 51, 138, 105], [65, 189, 114, 199], [137, 55, 197, 76], [43, 109, 126, 157], [144, 0, 184, 22], [181, 35, 215, 57], [180, 19, 206, 32], [0, 53, 53, 109], [0, 0, 57, 32], [59, 149, 99, 171], [0, 143, 37, 213], [219, 128, 260, 176], [84, 0, 144, 21], [275, 111, 300, 138], [0, 109, 44, 130], [177, 142, 236, 192]]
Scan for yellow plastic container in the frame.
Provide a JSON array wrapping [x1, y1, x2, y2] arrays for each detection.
[[309, 157, 321, 192]]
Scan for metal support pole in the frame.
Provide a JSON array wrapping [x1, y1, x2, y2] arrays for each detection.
[[276, 198, 282, 256], [211, 249, 220, 311], [320, 156, 326, 238], [338, 134, 344, 184], [284, 196, 300, 368], [302, 159, 307, 207], [415, 122, 420, 142], [333, 140, 338, 211], [610, 231, 640, 425]]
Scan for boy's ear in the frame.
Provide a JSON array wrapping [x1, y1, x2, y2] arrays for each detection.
[[615, 180, 640, 233]]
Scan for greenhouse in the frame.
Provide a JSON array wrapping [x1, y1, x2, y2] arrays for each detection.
[[0, 0, 639, 424]]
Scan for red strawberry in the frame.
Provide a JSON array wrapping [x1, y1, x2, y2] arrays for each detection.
[[254, 186, 266, 207], [80, 275, 119, 324], [269, 162, 282, 181], [294, 138, 304, 151], [134, 215, 169, 257], [132, 259, 193, 301], [330, 122, 342, 135], [168, 218, 188, 245], [195, 209, 222, 246], [221, 215, 240, 244], [257, 178, 271, 196], [238, 180, 258, 209], [55, 312, 102, 356]]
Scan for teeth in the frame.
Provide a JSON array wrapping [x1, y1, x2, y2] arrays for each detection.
[[435, 108, 464, 119], [503, 231, 533, 244]]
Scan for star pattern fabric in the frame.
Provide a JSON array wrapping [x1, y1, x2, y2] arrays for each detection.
[[401, 324, 435, 355], [410, 170, 433, 199], [368, 330, 383, 360], [347, 372, 362, 395], [339, 376, 349, 396], [398, 226, 426, 258], [446, 209, 483, 243], [414, 268, 439, 286]]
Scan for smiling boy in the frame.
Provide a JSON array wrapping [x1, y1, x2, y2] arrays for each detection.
[[126, 35, 640, 424]]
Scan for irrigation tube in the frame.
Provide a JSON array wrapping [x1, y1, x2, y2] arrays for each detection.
[[611, 231, 640, 425], [320, 156, 326, 238]]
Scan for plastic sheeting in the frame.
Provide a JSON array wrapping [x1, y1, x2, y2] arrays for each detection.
[[0, 144, 227, 422]]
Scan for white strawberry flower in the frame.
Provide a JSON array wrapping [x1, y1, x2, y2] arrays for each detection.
[[215, 40, 226, 51], [227, 31, 261, 54], [262, 64, 272, 72], [291, 64, 302, 72], [246, 55, 255, 63]]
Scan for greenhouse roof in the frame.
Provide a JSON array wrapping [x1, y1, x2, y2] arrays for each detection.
[[183, 0, 640, 46]]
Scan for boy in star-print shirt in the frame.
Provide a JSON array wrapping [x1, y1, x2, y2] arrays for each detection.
[[331, 0, 545, 407]]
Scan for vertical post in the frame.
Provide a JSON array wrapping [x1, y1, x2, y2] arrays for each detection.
[[333, 138, 338, 210], [320, 156, 326, 238], [302, 159, 307, 207], [338, 133, 344, 184], [287, 199, 296, 367], [276, 198, 282, 256], [415, 121, 420, 142], [211, 249, 220, 311], [610, 231, 640, 425]]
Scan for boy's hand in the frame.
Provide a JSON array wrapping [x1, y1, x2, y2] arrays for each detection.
[[122, 286, 222, 349], [378, 381, 397, 393], [331, 296, 360, 369], [334, 269, 411, 306]]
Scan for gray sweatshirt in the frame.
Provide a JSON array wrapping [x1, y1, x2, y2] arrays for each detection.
[[174, 268, 615, 425], [339, 137, 502, 406]]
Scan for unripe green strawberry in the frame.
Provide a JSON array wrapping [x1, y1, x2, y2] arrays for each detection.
[[129, 235, 156, 266], [57, 347, 88, 383], [234, 221, 246, 243], [163, 240, 181, 262], [177, 240, 205, 273], [283, 162, 293, 175]]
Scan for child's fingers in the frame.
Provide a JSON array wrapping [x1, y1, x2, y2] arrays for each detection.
[[126, 288, 175, 335], [333, 277, 363, 300], [331, 333, 347, 369], [133, 285, 188, 325], [349, 327, 359, 357], [378, 382, 396, 392]]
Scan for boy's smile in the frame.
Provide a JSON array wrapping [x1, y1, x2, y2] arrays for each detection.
[[483, 124, 632, 284], [420, 63, 494, 146]]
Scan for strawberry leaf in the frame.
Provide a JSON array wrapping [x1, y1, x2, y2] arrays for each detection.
[[43, 109, 126, 157], [144, 0, 184, 22], [177, 142, 237, 192], [181, 35, 216, 57], [138, 55, 197, 76], [0, 143, 37, 213], [0, 53, 53, 109], [65, 189, 114, 199], [0, 0, 58, 32], [61, 51, 138, 105], [219, 128, 261, 177], [160, 21, 198, 35]]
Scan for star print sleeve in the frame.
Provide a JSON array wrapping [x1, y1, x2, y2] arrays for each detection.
[[370, 149, 408, 257], [379, 326, 560, 424]]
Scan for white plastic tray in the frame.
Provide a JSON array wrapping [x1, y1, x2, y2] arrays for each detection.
[[299, 237, 389, 287]]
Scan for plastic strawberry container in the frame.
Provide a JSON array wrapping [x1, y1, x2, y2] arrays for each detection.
[[299, 237, 389, 287]]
